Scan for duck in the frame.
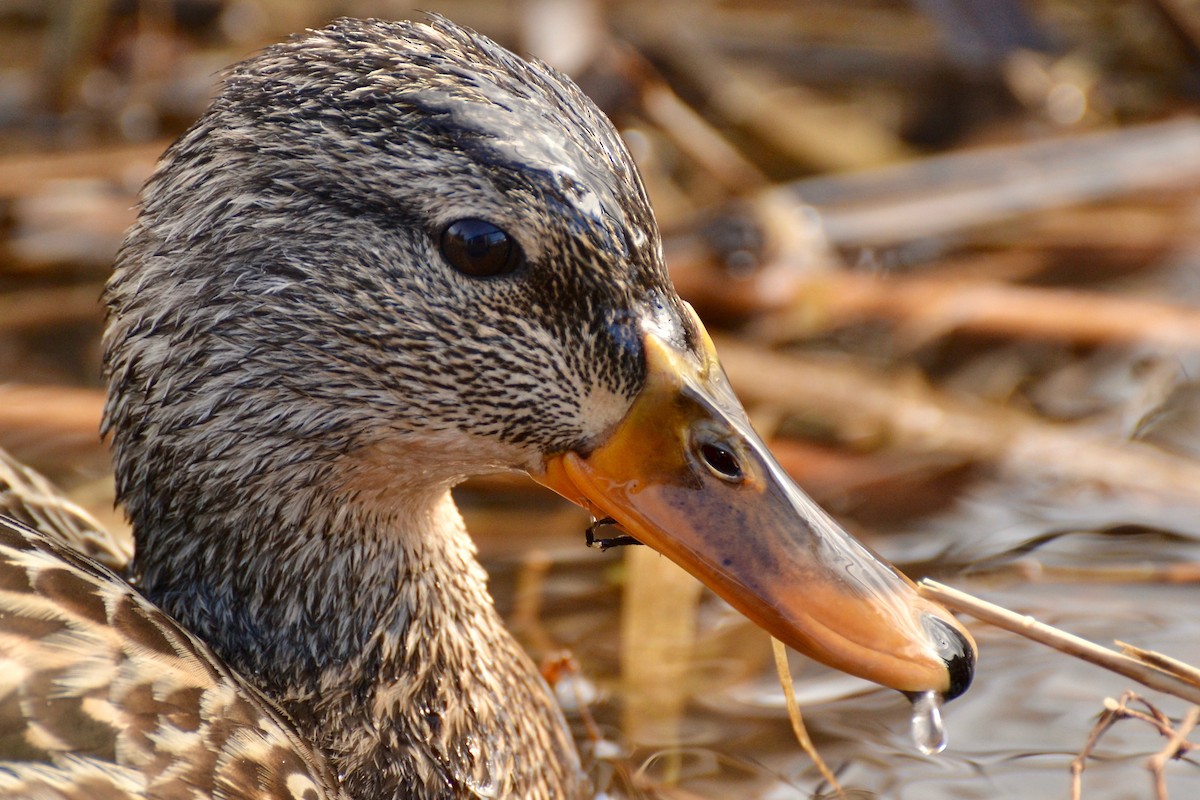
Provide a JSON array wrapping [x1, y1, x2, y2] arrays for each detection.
[[0, 15, 975, 800]]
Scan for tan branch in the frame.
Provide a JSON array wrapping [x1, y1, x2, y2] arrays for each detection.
[[919, 580, 1200, 705]]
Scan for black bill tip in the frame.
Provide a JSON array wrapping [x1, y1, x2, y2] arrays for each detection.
[[925, 614, 975, 701]]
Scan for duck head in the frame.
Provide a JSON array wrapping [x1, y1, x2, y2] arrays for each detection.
[[105, 17, 972, 703]]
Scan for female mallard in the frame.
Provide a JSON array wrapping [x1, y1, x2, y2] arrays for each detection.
[[0, 16, 974, 800]]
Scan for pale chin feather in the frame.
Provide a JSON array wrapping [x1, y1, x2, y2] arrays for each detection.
[[575, 383, 634, 446]]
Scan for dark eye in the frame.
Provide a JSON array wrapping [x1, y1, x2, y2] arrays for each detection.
[[698, 441, 744, 483], [440, 219, 525, 277]]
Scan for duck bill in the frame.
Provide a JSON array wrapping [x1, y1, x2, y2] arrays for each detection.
[[534, 326, 975, 700]]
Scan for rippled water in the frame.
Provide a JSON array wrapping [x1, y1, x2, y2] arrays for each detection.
[[481, 478, 1200, 799]]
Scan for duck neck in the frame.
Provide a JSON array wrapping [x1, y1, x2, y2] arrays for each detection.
[[131, 474, 586, 799]]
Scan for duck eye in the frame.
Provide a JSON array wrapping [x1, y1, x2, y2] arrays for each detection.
[[440, 219, 524, 277], [698, 440, 744, 483]]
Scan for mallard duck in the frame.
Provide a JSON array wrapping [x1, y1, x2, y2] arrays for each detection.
[[0, 16, 975, 800]]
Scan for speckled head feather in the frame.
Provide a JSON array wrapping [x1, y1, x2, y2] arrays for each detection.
[[106, 14, 689, 469], [103, 16, 699, 608], [98, 15, 706, 799]]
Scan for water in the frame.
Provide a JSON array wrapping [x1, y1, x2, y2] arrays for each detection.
[[477, 546, 1200, 797], [475, 483, 1200, 798]]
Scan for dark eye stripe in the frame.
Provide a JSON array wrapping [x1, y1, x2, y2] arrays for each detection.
[[440, 219, 525, 277]]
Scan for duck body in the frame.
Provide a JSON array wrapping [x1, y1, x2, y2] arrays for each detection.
[[0, 14, 974, 800], [0, 514, 341, 800]]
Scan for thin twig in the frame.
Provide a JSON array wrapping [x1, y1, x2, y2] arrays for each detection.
[[1071, 696, 1123, 800], [918, 580, 1200, 705], [1072, 692, 1199, 800], [771, 637, 847, 799], [1149, 705, 1200, 799]]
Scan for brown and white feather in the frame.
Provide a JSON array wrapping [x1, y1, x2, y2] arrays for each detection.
[[0, 513, 343, 800], [0, 451, 130, 572]]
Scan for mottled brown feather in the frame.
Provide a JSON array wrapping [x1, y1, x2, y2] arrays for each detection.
[[0, 513, 344, 800], [0, 451, 130, 573]]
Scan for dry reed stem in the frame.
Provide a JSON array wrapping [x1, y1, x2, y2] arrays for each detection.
[[716, 337, 1200, 498], [510, 549, 556, 656], [0, 284, 104, 331], [0, 385, 105, 446], [771, 637, 847, 799], [621, 548, 702, 775], [656, 35, 912, 172], [795, 117, 1200, 245], [1118, 641, 1200, 690], [0, 142, 162, 200], [621, 49, 768, 194], [919, 580, 1200, 705], [767, 273, 1200, 351], [0, 386, 111, 478], [964, 560, 1200, 585]]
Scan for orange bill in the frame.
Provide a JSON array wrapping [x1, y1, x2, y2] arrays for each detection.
[[533, 320, 975, 700]]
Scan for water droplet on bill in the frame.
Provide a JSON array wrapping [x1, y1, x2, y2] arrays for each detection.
[[911, 690, 947, 755]]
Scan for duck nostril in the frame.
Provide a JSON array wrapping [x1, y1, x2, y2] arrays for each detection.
[[699, 441, 743, 482]]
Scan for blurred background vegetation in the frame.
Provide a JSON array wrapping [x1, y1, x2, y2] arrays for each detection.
[[4, 1, 1200, 797]]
